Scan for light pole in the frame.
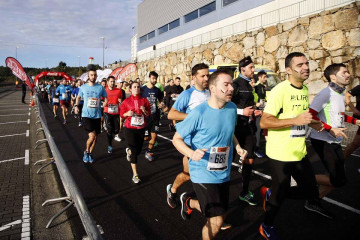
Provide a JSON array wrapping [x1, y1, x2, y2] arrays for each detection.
[[15, 46, 19, 59], [100, 37, 105, 68]]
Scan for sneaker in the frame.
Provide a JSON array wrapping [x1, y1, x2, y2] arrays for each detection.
[[180, 192, 193, 220], [220, 222, 232, 231], [145, 151, 154, 162], [255, 150, 265, 158], [63, 119, 67, 125], [260, 186, 271, 211], [166, 184, 178, 208], [101, 127, 105, 133], [114, 134, 121, 142], [88, 154, 94, 163], [154, 141, 159, 147], [108, 146, 113, 154], [83, 151, 89, 163], [304, 200, 333, 219], [78, 121, 82, 127], [125, 148, 131, 161], [239, 191, 257, 206], [132, 175, 141, 184], [259, 223, 280, 240], [54, 114, 57, 119]]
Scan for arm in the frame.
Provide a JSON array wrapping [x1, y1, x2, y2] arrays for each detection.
[[260, 111, 312, 130], [172, 132, 206, 161], [233, 135, 248, 160], [168, 107, 188, 121], [346, 92, 360, 116]]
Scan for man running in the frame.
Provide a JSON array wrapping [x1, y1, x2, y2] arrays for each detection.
[[100, 79, 107, 132], [104, 76, 122, 154], [71, 79, 84, 126], [75, 65, 108, 163], [21, 81, 27, 104], [309, 63, 358, 199], [232, 56, 262, 205], [167, 77, 184, 131], [173, 69, 247, 240], [141, 71, 164, 162], [56, 79, 72, 124], [49, 81, 59, 117], [166, 63, 210, 208], [259, 52, 331, 240]]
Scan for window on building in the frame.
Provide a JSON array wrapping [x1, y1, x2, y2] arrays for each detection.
[[148, 30, 155, 39], [184, 9, 199, 23], [223, 0, 238, 7], [200, 1, 216, 16], [158, 24, 168, 35], [140, 35, 147, 43], [169, 18, 180, 30]]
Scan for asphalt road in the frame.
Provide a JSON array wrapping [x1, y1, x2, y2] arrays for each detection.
[[38, 96, 360, 240]]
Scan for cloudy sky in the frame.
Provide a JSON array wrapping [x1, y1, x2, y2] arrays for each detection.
[[0, 0, 142, 68]]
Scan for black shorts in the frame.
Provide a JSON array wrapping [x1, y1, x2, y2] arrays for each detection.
[[192, 181, 230, 218], [82, 117, 101, 134], [310, 138, 346, 187], [235, 124, 256, 159], [104, 113, 120, 135], [145, 114, 160, 135]]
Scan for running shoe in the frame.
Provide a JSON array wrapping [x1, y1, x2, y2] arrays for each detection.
[[304, 200, 333, 219], [166, 184, 178, 208], [78, 121, 82, 127], [114, 134, 121, 142], [254, 150, 265, 158], [180, 192, 193, 220], [145, 151, 154, 162], [239, 191, 257, 206], [108, 146, 113, 154], [54, 114, 57, 119], [125, 148, 131, 161], [154, 141, 159, 147], [83, 151, 89, 163], [132, 175, 141, 184], [63, 119, 67, 125], [260, 186, 271, 211], [220, 222, 232, 230], [88, 154, 94, 163], [259, 223, 280, 240]]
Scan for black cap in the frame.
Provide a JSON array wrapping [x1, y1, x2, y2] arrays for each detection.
[[87, 64, 96, 71], [239, 56, 253, 68]]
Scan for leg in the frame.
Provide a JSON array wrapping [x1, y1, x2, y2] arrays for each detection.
[[171, 156, 190, 193], [86, 131, 96, 153], [344, 130, 360, 159], [202, 216, 224, 240]]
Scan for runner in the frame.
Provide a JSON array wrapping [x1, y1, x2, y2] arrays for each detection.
[[49, 81, 59, 118], [166, 63, 210, 208], [71, 79, 84, 126], [309, 63, 358, 198], [120, 81, 151, 183], [173, 69, 247, 240], [100, 79, 107, 132], [45, 81, 52, 104], [55, 79, 72, 124], [141, 71, 164, 162], [21, 81, 27, 104], [104, 76, 123, 154], [259, 52, 331, 240], [231, 56, 262, 206], [114, 79, 126, 142], [74, 65, 108, 163], [167, 77, 184, 131]]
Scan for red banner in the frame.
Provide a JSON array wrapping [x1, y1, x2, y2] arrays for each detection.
[[5, 57, 34, 90], [110, 67, 123, 79], [118, 64, 136, 80], [34, 71, 73, 86]]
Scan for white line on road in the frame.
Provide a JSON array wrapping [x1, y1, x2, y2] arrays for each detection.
[[0, 133, 26, 138], [21, 195, 31, 239], [0, 121, 27, 125], [27, 119, 30, 124], [0, 109, 29, 111], [26, 130, 29, 137], [0, 157, 25, 164], [159, 134, 360, 215], [25, 150, 29, 165], [0, 113, 28, 117], [0, 220, 22, 232]]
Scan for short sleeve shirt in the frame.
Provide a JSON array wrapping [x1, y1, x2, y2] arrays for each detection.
[[176, 102, 237, 184], [141, 85, 164, 116], [348, 85, 360, 118], [264, 80, 309, 162], [79, 83, 107, 119]]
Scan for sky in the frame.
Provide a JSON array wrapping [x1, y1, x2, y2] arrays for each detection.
[[0, 0, 142, 68]]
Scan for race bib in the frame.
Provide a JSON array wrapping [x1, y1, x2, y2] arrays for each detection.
[[334, 112, 345, 128], [41, 88, 45, 92], [259, 99, 265, 109], [290, 125, 308, 138], [172, 94, 179, 101], [207, 146, 230, 171], [62, 93, 67, 99], [108, 104, 119, 114], [130, 114, 144, 126], [52, 98, 59, 103], [87, 98, 99, 108], [150, 103, 156, 114]]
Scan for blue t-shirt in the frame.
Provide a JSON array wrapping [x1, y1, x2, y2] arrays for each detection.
[[79, 83, 107, 119], [176, 101, 237, 184], [141, 85, 164, 116], [55, 84, 72, 101], [45, 84, 51, 93], [72, 87, 84, 105]]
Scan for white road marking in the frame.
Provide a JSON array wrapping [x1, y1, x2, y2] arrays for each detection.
[[0, 157, 25, 164], [26, 130, 29, 137], [27, 119, 30, 124], [0, 113, 28, 117], [0, 109, 29, 111], [0, 121, 27, 125], [21, 195, 31, 239], [25, 150, 29, 165], [0, 220, 22, 232], [0, 133, 26, 138]]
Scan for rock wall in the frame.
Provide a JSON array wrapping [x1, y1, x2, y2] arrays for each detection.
[[135, 2, 360, 100]]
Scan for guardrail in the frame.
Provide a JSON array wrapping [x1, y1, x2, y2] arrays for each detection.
[[32, 94, 103, 240]]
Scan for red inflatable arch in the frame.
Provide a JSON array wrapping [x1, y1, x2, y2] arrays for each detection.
[[34, 71, 73, 85]]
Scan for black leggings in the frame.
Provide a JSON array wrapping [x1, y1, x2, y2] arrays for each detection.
[[104, 113, 120, 146], [124, 127, 145, 164], [264, 156, 319, 226]]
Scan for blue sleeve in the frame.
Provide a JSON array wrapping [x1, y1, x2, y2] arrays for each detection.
[[173, 90, 190, 112], [101, 86, 107, 98], [78, 87, 83, 98], [55, 86, 59, 94], [176, 109, 200, 140]]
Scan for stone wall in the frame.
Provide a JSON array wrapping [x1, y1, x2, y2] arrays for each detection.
[[135, 2, 360, 100]]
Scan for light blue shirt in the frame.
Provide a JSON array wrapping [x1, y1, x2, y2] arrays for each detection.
[[79, 83, 107, 119], [176, 101, 237, 184], [55, 84, 72, 101]]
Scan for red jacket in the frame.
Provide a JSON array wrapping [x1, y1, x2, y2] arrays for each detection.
[[120, 95, 151, 129]]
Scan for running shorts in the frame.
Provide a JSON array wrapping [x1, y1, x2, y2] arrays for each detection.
[[145, 113, 160, 135], [60, 100, 70, 107], [82, 117, 101, 134]]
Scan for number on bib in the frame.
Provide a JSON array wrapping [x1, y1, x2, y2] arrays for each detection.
[[207, 146, 230, 171], [87, 98, 99, 108], [108, 104, 119, 114], [53, 98, 59, 103], [290, 125, 308, 138], [130, 114, 144, 127]]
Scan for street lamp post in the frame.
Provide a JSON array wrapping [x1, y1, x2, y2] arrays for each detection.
[[100, 37, 105, 68], [15, 46, 19, 59]]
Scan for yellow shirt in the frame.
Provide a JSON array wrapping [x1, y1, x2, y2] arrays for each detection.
[[264, 80, 309, 162]]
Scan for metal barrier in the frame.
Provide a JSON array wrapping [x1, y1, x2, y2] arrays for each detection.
[[32, 94, 104, 240]]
